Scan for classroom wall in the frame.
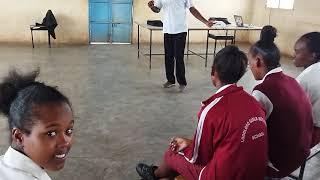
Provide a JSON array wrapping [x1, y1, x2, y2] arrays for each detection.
[[0, 0, 254, 44], [249, 0, 320, 56], [133, 0, 254, 43], [0, 0, 88, 44]]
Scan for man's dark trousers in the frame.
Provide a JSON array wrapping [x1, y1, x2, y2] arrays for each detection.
[[164, 32, 187, 86]]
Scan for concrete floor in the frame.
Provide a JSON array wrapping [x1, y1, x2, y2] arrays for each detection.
[[0, 43, 319, 180]]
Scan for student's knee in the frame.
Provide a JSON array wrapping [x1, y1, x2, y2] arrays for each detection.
[[164, 149, 174, 164]]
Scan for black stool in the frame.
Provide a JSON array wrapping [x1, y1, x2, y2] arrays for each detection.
[[30, 10, 57, 48], [30, 25, 51, 48]]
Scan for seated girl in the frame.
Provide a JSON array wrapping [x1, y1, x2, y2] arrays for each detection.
[[293, 32, 320, 147], [136, 46, 268, 180], [248, 25, 313, 178]]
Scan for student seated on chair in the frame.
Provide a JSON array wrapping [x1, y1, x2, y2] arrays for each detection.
[[0, 69, 74, 180], [248, 26, 313, 178], [136, 46, 268, 180], [293, 32, 320, 147]]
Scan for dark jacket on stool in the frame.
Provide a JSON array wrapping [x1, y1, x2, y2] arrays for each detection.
[[35, 10, 58, 39]]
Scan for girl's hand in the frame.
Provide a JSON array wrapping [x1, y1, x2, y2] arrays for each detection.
[[205, 20, 215, 28], [169, 137, 192, 153]]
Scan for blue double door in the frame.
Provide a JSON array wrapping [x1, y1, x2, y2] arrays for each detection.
[[89, 0, 132, 44]]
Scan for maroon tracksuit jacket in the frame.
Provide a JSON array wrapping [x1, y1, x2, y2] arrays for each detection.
[[252, 68, 313, 177], [181, 84, 268, 180]]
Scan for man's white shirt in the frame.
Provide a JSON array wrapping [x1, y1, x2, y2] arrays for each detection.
[[154, 0, 194, 34]]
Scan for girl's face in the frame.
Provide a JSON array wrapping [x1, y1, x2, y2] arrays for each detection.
[[21, 102, 74, 171], [294, 39, 315, 68]]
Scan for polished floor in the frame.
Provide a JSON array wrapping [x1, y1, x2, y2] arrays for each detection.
[[0, 43, 319, 180]]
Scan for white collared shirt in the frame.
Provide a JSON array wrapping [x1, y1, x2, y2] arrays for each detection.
[[200, 84, 234, 107], [252, 67, 283, 119], [296, 62, 320, 127], [154, 0, 194, 34], [215, 84, 234, 94], [258, 67, 283, 85], [0, 147, 51, 180]]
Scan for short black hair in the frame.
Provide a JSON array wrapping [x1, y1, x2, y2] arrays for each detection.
[[211, 45, 248, 84], [250, 25, 280, 70], [299, 32, 320, 60], [0, 69, 72, 135]]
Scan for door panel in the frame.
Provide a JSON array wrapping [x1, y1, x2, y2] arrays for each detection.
[[90, 23, 111, 42], [89, 0, 132, 43], [112, 0, 131, 3], [112, 24, 131, 43], [89, 3, 110, 22], [111, 2, 132, 43], [90, 0, 110, 2], [112, 3, 132, 23]]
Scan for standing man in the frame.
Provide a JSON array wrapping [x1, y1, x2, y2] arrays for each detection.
[[148, 0, 214, 92]]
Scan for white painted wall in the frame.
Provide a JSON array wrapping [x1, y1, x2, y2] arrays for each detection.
[[0, 0, 253, 44], [249, 0, 320, 56], [0, 0, 88, 44], [2, 0, 318, 51]]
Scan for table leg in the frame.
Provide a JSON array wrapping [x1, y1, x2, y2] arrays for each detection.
[[31, 29, 34, 48], [138, 24, 140, 58], [225, 30, 228, 47], [149, 29, 152, 69], [48, 30, 51, 48], [205, 30, 209, 67]]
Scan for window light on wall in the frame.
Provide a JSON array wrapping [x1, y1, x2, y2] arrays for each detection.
[[266, 0, 294, 9]]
